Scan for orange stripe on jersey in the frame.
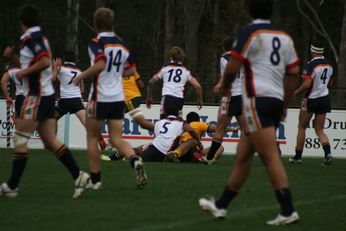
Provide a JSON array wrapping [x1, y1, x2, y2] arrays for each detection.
[[104, 44, 129, 52], [30, 51, 50, 65], [240, 30, 291, 57], [62, 66, 81, 72], [92, 38, 99, 43]]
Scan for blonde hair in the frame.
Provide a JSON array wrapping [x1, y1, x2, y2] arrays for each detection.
[[168, 46, 185, 63], [94, 7, 114, 32]]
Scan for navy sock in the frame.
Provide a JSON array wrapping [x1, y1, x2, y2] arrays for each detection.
[[129, 155, 139, 168], [322, 143, 331, 157], [275, 188, 295, 216], [109, 151, 122, 160], [206, 140, 222, 160], [55, 145, 80, 180], [90, 172, 101, 184], [7, 152, 28, 189], [215, 186, 238, 209], [295, 149, 303, 159]]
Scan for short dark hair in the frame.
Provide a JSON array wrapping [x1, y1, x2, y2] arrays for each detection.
[[246, 0, 273, 20], [94, 7, 114, 32], [168, 47, 185, 63], [223, 37, 233, 51], [18, 4, 41, 27], [186, 112, 200, 123], [63, 49, 77, 63]]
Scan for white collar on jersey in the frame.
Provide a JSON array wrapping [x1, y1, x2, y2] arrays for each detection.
[[97, 32, 116, 38], [20, 26, 42, 39], [311, 56, 325, 61], [170, 60, 183, 65], [64, 61, 76, 66], [166, 115, 178, 119], [251, 19, 271, 24]]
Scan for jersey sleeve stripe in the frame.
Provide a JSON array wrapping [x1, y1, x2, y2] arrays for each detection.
[[230, 51, 246, 62], [94, 53, 106, 62], [286, 60, 300, 71], [124, 63, 136, 70], [30, 51, 50, 64], [301, 73, 312, 79]]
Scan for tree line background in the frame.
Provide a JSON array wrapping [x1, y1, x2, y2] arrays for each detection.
[[0, 0, 345, 108]]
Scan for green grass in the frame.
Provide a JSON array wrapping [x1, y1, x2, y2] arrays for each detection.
[[0, 149, 345, 231]]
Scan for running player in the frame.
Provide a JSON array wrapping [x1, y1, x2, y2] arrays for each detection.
[[73, 7, 147, 189], [289, 43, 334, 165], [51, 50, 106, 150], [0, 4, 89, 199], [200, 37, 243, 165], [146, 46, 203, 118], [165, 111, 239, 162], [198, 0, 300, 225]]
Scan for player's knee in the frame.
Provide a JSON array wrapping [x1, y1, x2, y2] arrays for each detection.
[[13, 131, 31, 147], [130, 108, 143, 119]]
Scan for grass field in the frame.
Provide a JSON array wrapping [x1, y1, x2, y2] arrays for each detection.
[[0, 148, 345, 231]]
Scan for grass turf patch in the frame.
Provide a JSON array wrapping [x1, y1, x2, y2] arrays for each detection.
[[0, 149, 345, 231]]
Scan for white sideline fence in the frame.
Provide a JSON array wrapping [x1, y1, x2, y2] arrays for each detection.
[[0, 100, 345, 158]]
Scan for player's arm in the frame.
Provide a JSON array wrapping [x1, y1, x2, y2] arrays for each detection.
[[0, 72, 13, 107], [222, 57, 242, 96], [293, 76, 311, 97], [214, 75, 224, 95], [146, 76, 159, 109], [183, 123, 202, 149], [51, 58, 62, 81], [80, 79, 85, 95], [283, 65, 300, 121], [207, 124, 239, 133], [73, 59, 106, 85], [189, 77, 203, 109], [16, 56, 51, 80], [136, 79, 145, 90]]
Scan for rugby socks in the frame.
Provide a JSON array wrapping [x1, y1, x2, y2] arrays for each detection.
[[108, 151, 122, 161], [295, 149, 303, 159], [322, 143, 331, 157], [206, 140, 221, 160], [129, 155, 140, 168], [7, 152, 29, 189], [175, 148, 183, 158], [55, 145, 80, 180], [90, 172, 101, 184], [215, 186, 238, 209], [275, 188, 295, 216]]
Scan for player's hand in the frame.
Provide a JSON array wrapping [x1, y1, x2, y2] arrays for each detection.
[[53, 58, 62, 71], [3, 46, 15, 58], [15, 70, 25, 80], [221, 86, 231, 97], [146, 98, 153, 109], [197, 99, 203, 110], [213, 82, 222, 95], [5, 97, 13, 107]]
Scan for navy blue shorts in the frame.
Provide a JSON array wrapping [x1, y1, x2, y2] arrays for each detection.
[[307, 95, 331, 114], [56, 97, 85, 116], [87, 100, 124, 120], [219, 95, 242, 117], [142, 144, 165, 162], [160, 95, 184, 119], [20, 94, 56, 121], [15, 95, 24, 117]]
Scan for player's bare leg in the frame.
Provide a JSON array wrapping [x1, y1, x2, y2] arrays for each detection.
[[107, 119, 148, 188], [314, 114, 332, 165], [165, 139, 198, 161], [134, 115, 154, 131]]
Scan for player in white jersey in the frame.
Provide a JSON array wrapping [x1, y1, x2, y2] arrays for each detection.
[[199, 0, 300, 225], [201, 37, 243, 165], [134, 105, 200, 162], [52, 50, 107, 150], [289, 43, 334, 165], [146, 46, 203, 118], [0, 5, 89, 199], [73, 7, 147, 189], [1, 65, 24, 118]]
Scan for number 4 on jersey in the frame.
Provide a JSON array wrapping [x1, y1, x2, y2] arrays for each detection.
[[107, 50, 122, 72]]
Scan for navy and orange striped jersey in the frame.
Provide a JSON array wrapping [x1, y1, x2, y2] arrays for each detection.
[[231, 19, 300, 101], [302, 57, 333, 99], [88, 32, 136, 102], [19, 26, 54, 97]]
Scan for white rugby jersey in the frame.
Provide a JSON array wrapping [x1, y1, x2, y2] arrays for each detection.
[[302, 56, 333, 99], [88, 32, 135, 102], [152, 115, 184, 155], [231, 19, 300, 101], [7, 68, 24, 96], [154, 62, 192, 98], [19, 26, 54, 96], [220, 52, 242, 96], [58, 62, 82, 99]]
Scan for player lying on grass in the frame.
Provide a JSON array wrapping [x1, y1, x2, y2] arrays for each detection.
[[164, 111, 240, 163], [102, 105, 200, 162]]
